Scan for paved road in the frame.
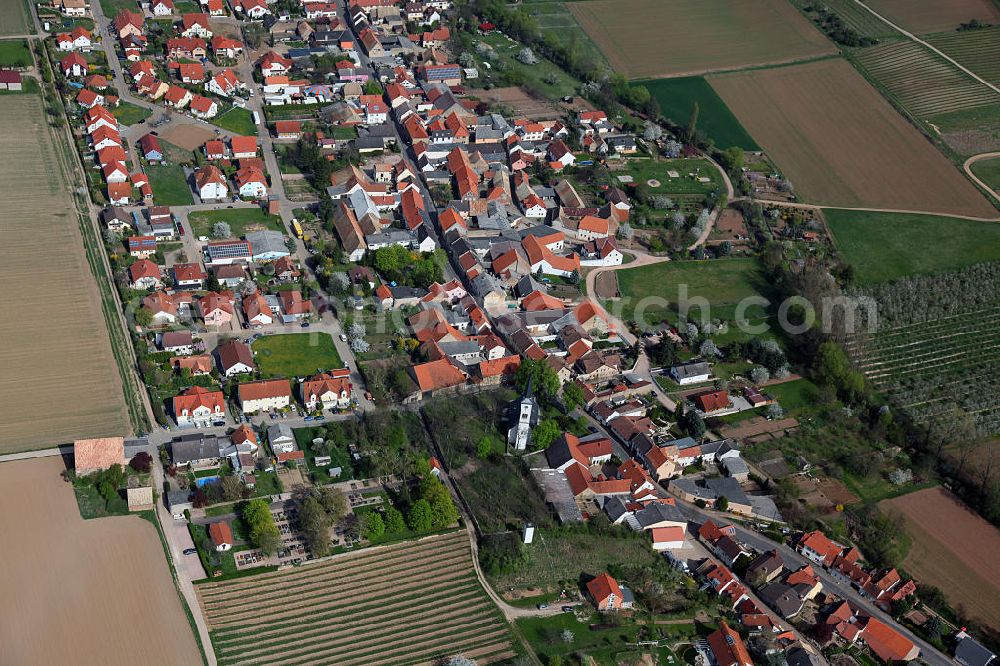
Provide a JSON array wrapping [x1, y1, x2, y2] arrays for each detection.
[[669, 501, 952, 666], [583, 247, 669, 345]]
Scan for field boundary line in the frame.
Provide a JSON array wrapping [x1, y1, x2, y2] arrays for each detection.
[[852, 0, 1000, 97]]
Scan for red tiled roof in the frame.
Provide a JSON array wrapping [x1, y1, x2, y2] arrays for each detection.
[[238, 378, 291, 402], [410, 359, 466, 392], [208, 521, 233, 546]]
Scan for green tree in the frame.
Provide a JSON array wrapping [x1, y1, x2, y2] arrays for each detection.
[[318, 486, 348, 521], [562, 381, 584, 411], [532, 418, 561, 450], [384, 505, 406, 534], [682, 410, 706, 439], [243, 498, 283, 555], [420, 477, 458, 528], [407, 498, 435, 532], [298, 495, 333, 556], [475, 435, 498, 460], [514, 358, 559, 401], [134, 307, 153, 328], [365, 511, 386, 540], [716, 496, 729, 512]]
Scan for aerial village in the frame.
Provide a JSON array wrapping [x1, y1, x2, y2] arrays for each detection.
[[30, 0, 1000, 663]]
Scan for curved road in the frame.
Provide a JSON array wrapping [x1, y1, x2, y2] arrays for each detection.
[[964, 152, 1000, 204]]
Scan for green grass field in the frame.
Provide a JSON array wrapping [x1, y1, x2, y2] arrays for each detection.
[[0, 40, 31, 67], [522, 0, 609, 73], [971, 157, 1000, 191], [613, 257, 771, 327], [825, 209, 1000, 284], [112, 102, 152, 126], [212, 107, 256, 136], [621, 156, 724, 195], [642, 76, 759, 150], [472, 32, 580, 100], [0, 0, 32, 36], [252, 333, 342, 378], [146, 164, 193, 205], [188, 207, 283, 238], [764, 378, 820, 415]]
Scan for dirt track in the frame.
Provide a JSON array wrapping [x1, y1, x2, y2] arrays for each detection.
[[0, 457, 201, 665]]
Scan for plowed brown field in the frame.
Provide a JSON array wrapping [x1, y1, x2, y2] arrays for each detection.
[[0, 95, 127, 451], [0, 457, 201, 665], [881, 487, 1000, 630], [864, 0, 1000, 34], [568, 0, 834, 79], [710, 59, 998, 218]]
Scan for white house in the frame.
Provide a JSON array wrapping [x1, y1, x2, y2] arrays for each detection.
[[669, 361, 712, 385], [301, 371, 352, 411], [194, 166, 228, 201], [151, 0, 174, 15], [238, 379, 292, 414], [651, 526, 686, 551]]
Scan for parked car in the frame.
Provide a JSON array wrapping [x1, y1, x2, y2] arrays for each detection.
[[183, 548, 197, 555], [339, 333, 348, 342], [536, 603, 548, 610], [301, 322, 310, 328], [561, 606, 574, 612]]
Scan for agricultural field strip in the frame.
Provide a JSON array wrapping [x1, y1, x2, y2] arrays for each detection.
[[857, 323, 1000, 370], [198, 531, 465, 599], [856, 321, 1000, 371], [228, 605, 500, 662], [854, 41, 1000, 116], [926, 27, 1000, 86], [214, 583, 486, 648], [201, 543, 470, 611], [811, 0, 897, 37], [862, 344, 1000, 381], [268, 624, 512, 666], [407, 645, 517, 666], [204, 555, 473, 625]]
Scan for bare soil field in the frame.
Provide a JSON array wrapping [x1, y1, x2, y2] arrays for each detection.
[[198, 531, 513, 665], [568, 0, 835, 80], [475, 86, 583, 121], [0, 457, 201, 665], [721, 416, 799, 440], [881, 487, 1000, 630], [593, 270, 619, 299], [160, 122, 216, 151], [711, 208, 749, 243], [0, 95, 127, 451], [864, 0, 1000, 35], [0, 0, 32, 35], [709, 59, 998, 218]]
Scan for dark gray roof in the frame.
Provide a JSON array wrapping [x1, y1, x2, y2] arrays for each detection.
[[389, 285, 427, 300], [955, 635, 997, 666], [786, 647, 826, 666], [634, 501, 687, 528], [166, 490, 192, 508], [671, 361, 711, 379], [545, 434, 577, 470], [758, 582, 805, 618], [514, 274, 545, 298], [171, 434, 222, 465], [602, 496, 630, 523]]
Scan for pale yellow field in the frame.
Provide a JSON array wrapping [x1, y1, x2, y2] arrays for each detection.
[[0, 457, 202, 665], [0, 95, 128, 451]]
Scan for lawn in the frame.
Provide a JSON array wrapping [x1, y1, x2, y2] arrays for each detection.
[[971, 157, 1000, 191], [0, 40, 31, 68], [188, 207, 283, 238], [763, 378, 820, 415], [146, 164, 194, 205], [613, 258, 771, 329], [641, 76, 759, 150], [491, 527, 661, 591], [825, 209, 1000, 284], [252, 333, 343, 378], [621, 156, 724, 196], [112, 102, 152, 126], [211, 107, 256, 135], [473, 31, 581, 100]]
